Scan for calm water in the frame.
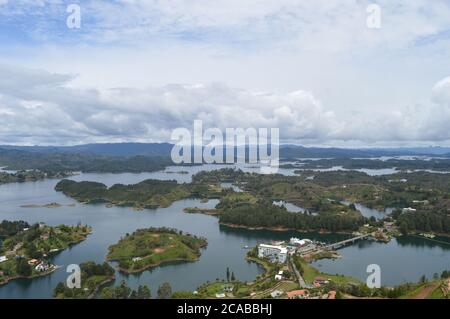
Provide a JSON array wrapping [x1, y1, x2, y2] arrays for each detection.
[[295, 166, 399, 176], [272, 200, 318, 216], [273, 200, 306, 213], [0, 165, 449, 298], [311, 235, 450, 286], [340, 201, 394, 220]]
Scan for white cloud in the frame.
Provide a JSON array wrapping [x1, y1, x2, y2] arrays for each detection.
[[1, 64, 450, 146], [432, 77, 450, 105]]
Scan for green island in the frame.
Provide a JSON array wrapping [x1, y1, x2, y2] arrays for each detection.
[[55, 179, 222, 209], [106, 227, 207, 273], [0, 170, 71, 185], [53, 261, 115, 299], [0, 220, 92, 286]]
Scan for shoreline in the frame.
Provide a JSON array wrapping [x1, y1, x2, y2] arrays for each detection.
[[110, 256, 202, 274], [219, 222, 355, 235], [87, 276, 116, 299], [0, 228, 91, 287], [220, 222, 450, 239], [0, 265, 61, 287], [183, 207, 221, 216]]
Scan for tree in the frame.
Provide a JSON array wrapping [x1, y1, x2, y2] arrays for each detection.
[[114, 281, 132, 299], [53, 282, 65, 297], [25, 243, 42, 259], [100, 287, 114, 299], [130, 290, 138, 299], [157, 282, 172, 299], [399, 221, 408, 235], [137, 285, 151, 299], [16, 258, 32, 277]]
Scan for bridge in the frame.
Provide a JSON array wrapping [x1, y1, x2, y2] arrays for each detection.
[[324, 233, 372, 250]]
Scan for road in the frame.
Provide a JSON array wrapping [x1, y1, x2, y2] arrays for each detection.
[[289, 256, 309, 289], [411, 283, 439, 299]]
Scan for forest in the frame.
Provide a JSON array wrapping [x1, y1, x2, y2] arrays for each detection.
[[219, 201, 366, 232]]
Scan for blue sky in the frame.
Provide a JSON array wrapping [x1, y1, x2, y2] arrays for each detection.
[[0, 0, 450, 146]]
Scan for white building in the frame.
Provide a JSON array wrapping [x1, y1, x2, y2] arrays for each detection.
[[258, 244, 287, 263], [275, 270, 284, 280], [0, 256, 7, 263], [35, 262, 51, 272], [270, 290, 284, 298], [289, 237, 312, 247]]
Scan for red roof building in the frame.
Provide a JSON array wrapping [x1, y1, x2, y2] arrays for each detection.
[[287, 289, 309, 299]]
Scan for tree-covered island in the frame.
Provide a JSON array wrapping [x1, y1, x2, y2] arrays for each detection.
[[55, 179, 222, 209], [106, 227, 207, 273]]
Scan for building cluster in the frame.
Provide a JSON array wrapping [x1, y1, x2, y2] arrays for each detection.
[[271, 288, 337, 299], [214, 284, 234, 298], [257, 244, 288, 263], [257, 237, 318, 263], [28, 259, 53, 272]]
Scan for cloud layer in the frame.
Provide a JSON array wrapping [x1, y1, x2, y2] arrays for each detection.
[[0, 64, 449, 146]]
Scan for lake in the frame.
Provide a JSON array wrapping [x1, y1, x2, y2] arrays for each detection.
[[311, 235, 450, 286], [0, 165, 449, 298]]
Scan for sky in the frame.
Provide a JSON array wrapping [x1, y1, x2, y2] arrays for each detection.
[[0, 0, 450, 147]]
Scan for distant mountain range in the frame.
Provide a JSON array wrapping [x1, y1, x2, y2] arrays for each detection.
[[0, 143, 174, 157], [1, 143, 450, 158]]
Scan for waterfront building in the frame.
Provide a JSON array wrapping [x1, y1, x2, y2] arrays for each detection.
[[289, 237, 312, 247], [258, 244, 287, 263]]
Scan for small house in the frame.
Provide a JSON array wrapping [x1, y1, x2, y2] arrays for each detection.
[[287, 290, 309, 299]]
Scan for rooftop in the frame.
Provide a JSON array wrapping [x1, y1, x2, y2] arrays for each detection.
[[259, 244, 288, 254], [287, 290, 309, 298]]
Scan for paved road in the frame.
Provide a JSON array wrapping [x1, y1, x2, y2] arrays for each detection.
[[289, 256, 310, 289]]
